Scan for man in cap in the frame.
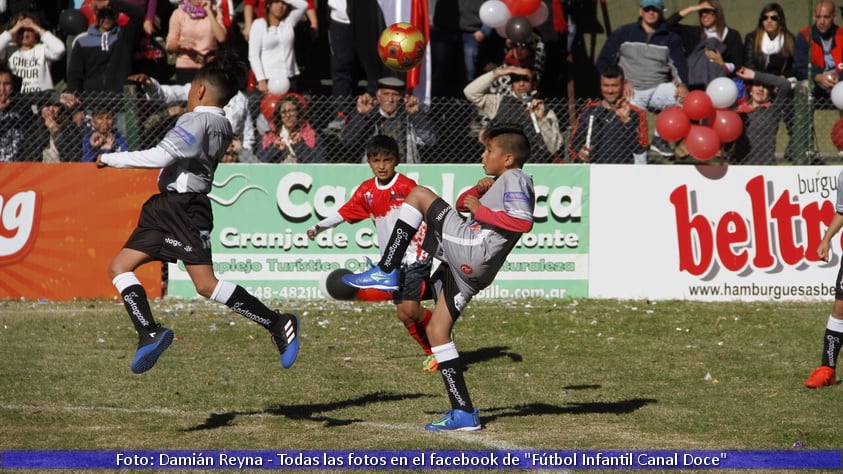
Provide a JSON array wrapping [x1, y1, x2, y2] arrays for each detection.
[[596, 0, 688, 163], [342, 76, 435, 163]]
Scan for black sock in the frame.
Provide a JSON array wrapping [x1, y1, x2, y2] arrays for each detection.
[[224, 285, 278, 330], [121, 284, 157, 333], [822, 329, 843, 368], [378, 220, 417, 272], [438, 358, 473, 413]]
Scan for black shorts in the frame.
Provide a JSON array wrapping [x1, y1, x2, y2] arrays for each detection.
[[393, 258, 433, 305], [124, 192, 214, 265], [430, 261, 472, 321]]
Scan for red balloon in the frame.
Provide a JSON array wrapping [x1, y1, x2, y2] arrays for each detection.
[[503, 0, 541, 16], [683, 90, 714, 121], [685, 124, 721, 160], [260, 93, 283, 121], [832, 118, 843, 150], [710, 109, 743, 143], [655, 106, 691, 142]]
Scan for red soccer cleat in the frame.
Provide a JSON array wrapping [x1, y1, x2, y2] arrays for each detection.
[[804, 366, 837, 388]]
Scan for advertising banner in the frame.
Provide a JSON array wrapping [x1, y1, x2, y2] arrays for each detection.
[[167, 164, 590, 300], [589, 165, 840, 301], [0, 164, 162, 300]]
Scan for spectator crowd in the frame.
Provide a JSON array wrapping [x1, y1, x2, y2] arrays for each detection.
[[0, 0, 838, 164]]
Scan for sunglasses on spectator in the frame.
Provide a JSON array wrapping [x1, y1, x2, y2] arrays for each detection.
[[642, 6, 661, 13], [762, 14, 780, 21], [699, 8, 716, 15]]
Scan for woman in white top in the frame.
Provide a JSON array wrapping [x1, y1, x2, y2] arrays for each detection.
[[0, 12, 65, 93], [248, 0, 307, 94]]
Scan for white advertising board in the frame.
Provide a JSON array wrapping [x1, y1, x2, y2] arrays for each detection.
[[589, 165, 841, 301]]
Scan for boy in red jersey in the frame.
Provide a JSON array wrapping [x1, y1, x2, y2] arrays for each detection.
[[307, 134, 435, 371]]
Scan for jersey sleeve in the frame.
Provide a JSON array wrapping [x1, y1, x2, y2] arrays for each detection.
[[158, 113, 203, 160]]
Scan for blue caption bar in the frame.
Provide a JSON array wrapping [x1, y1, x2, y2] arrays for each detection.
[[1, 450, 841, 469]]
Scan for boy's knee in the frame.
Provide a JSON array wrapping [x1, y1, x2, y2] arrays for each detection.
[[193, 282, 216, 299]]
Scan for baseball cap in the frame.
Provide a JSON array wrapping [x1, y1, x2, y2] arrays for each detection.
[[640, 0, 664, 9], [377, 77, 405, 92]]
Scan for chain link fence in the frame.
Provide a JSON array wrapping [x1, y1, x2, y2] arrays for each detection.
[[6, 83, 843, 165]]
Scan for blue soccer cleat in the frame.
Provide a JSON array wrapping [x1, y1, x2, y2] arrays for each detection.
[[271, 313, 300, 369], [131, 326, 174, 374], [342, 264, 399, 291], [424, 408, 481, 431]]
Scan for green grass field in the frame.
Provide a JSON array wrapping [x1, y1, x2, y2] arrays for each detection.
[[1, 297, 842, 473]]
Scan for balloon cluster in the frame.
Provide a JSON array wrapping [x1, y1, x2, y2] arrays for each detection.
[[829, 83, 843, 149], [655, 77, 743, 161], [479, 0, 548, 43]]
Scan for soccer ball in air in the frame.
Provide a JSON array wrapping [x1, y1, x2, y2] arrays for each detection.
[[377, 22, 426, 72]]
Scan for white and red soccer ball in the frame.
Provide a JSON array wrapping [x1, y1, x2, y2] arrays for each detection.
[[377, 22, 426, 72]]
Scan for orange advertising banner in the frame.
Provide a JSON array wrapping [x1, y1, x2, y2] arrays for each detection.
[[0, 163, 162, 300]]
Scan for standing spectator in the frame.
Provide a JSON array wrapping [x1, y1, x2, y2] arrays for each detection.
[[257, 93, 324, 163], [325, 0, 389, 131], [795, 0, 843, 102], [744, 3, 796, 159], [0, 12, 66, 93], [744, 3, 796, 78], [342, 77, 435, 164], [247, 0, 307, 94], [0, 64, 38, 161], [731, 66, 792, 165], [430, 0, 490, 98], [66, 5, 141, 96], [464, 65, 563, 163], [795, 0, 843, 155], [596, 0, 688, 161], [81, 106, 128, 162], [664, 0, 743, 91], [568, 65, 648, 164], [166, 0, 227, 84]]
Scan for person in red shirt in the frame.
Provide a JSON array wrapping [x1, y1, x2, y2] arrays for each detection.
[[306, 134, 436, 372]]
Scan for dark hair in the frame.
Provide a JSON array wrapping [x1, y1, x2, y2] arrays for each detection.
[[697, 0, 726, 40], [601, 64, 625, 81], [753, 3, 794, 59], [365, 134, 400, 160], [96, 7, 116, 23], [8, 11, 42, 45], [194, 50, 248, 105], [273, 94, 307, 130], [485, 124, 530, 166]]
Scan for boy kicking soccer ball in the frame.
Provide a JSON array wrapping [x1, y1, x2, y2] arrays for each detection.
[[97, 52, 299, 374], [343, 124, 536, 430]]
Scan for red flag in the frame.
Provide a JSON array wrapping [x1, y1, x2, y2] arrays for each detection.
[[407, 0, 429, 91]]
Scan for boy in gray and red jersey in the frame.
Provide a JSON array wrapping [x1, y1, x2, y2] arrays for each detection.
[[343, 124, 536, 431]]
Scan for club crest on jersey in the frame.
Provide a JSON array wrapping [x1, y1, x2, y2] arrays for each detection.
[[364, 191, 374, 207], [460, 264, 474, 275]]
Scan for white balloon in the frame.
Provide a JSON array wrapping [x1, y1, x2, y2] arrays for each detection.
[[832, 82, 843, 110], [527, 2, 549, 27], [479, 0, 511, 28], [705, 77, 738, 109], [268, 76, 290, 95]]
